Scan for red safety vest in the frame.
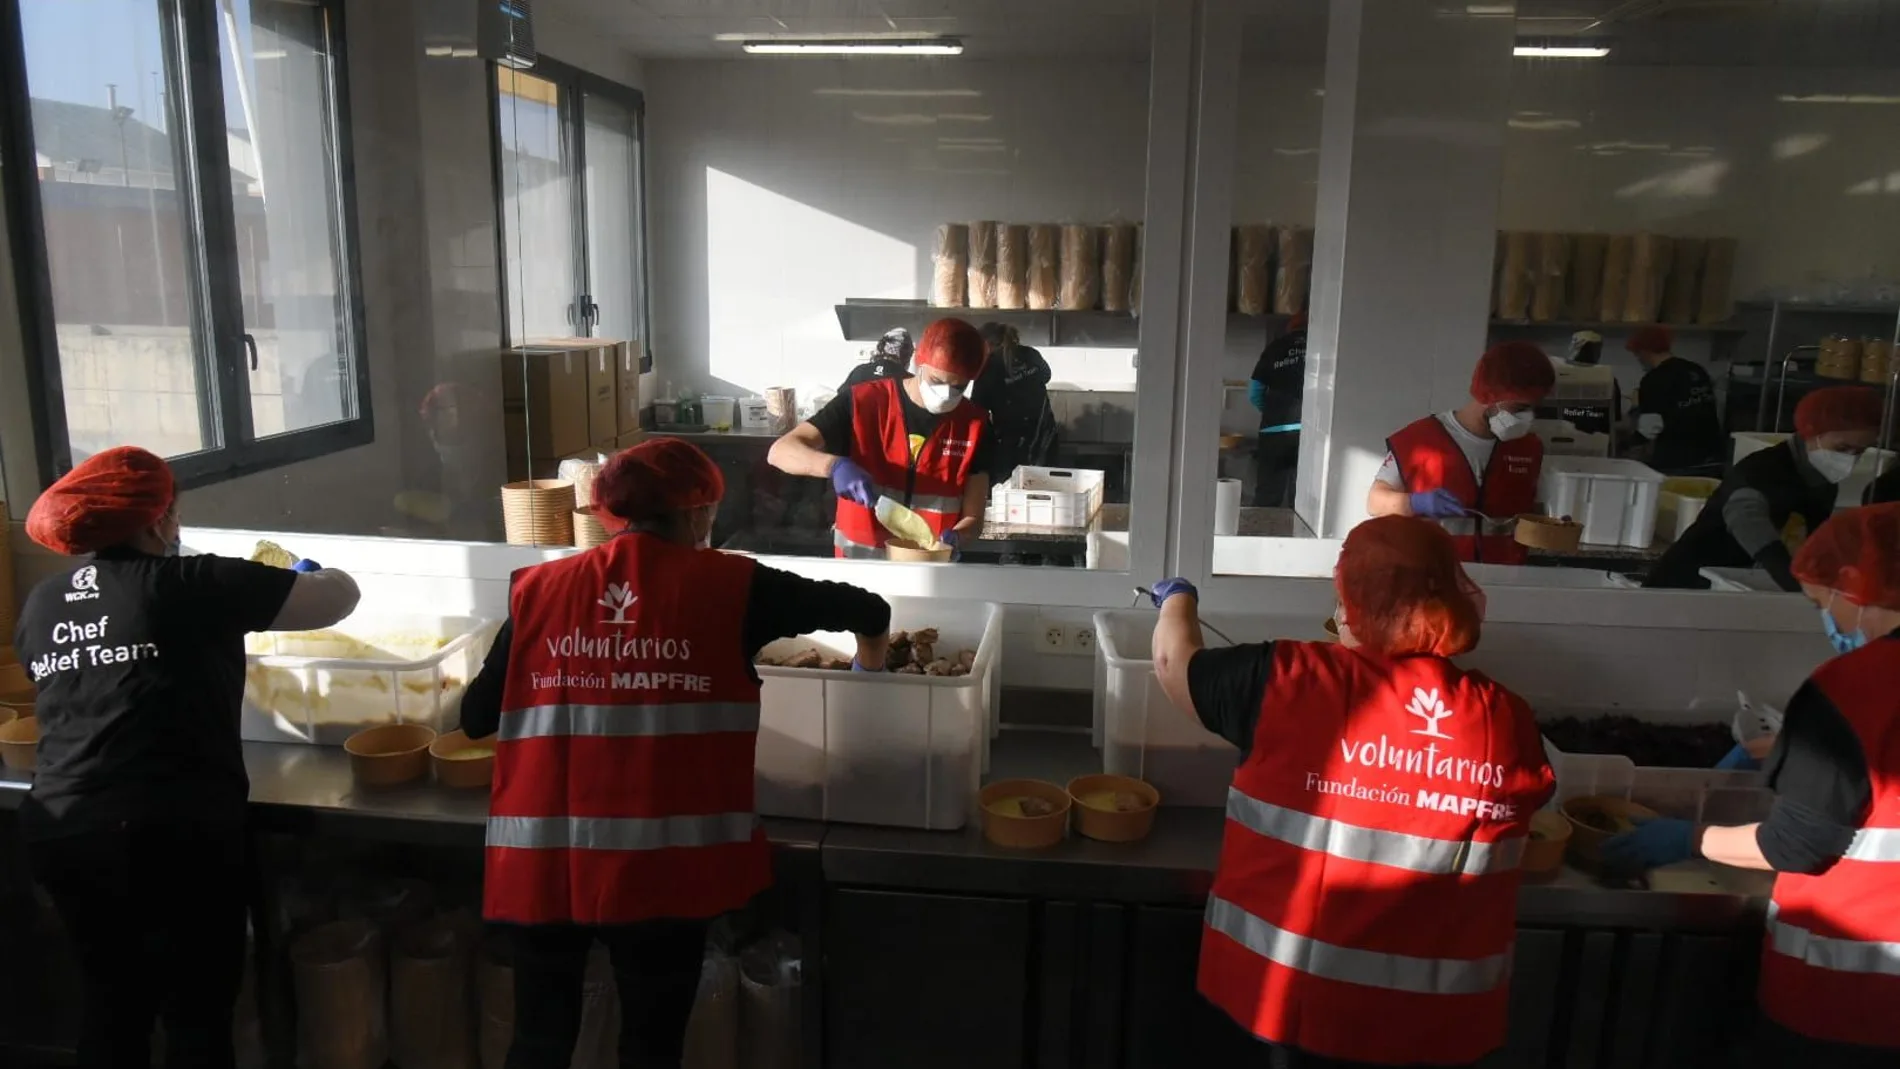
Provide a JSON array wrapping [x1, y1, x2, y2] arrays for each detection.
[[1387, 415, 1542, 565], [833, 377, 987, 558], [1758, 636, 1900, 1051], [483, 533, 772, 926], [1198, 641, 1554, 1065]]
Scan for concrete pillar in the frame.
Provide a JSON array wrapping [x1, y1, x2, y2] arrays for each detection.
[[1298, 1, 1517, 536]]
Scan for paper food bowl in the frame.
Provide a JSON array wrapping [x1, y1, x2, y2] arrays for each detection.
[[1522, 809, 1572, 881], [979, 779, 1071, 849], [344, 723, 437, 787], [886, 538, 952, 563], [1515, 514, 1584, 552], [429, 729, 497, 789], [0, 716, 38, 771], [1066, 774, 1160, 842], [1561, 795, 1658, 870]]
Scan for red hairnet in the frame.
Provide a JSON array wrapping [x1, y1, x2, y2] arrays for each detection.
[[1335, 516, 1485, 658], [1794, 503, 1900, 610], [592, 438, 725, 524], [1794, 386, 1884, 440], [26, 447, 176, 555], [1625, 325, 1672, 355], [1470, 341, 1556, 406], [914, 318, 987, 381], [1288, 312, 1309, 332]]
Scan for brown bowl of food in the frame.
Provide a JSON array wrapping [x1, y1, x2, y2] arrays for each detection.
[[430, 729, 497, 789], [1515, 515, 1584, 552], [885, 538, 953, 563], [979, 779, 1072, 849], [1521, 809, 1572, 881], [1066, 774, 1161, 842], [0, 716, 38, 772], [344, 723, 437, 787], [1561, 794, 1658, 870]]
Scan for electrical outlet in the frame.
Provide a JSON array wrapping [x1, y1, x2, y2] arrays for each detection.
[[1074, 627, 1096, 655], [1041, 624, 1067, 651]]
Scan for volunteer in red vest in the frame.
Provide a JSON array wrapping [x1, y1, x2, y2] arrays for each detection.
[[1606, 503, 1900, 1069], [1148, 516, 1554, 1067], [768, 317, 993, 559], [16, 447, 360, 1068], [460, 438, 891, 1069], [1368, 341, 1557, 565]]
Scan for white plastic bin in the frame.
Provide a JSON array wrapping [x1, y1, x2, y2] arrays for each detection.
[[990, 466, 1105, 529], [1656, 476, 1720, 543], [754, 597, 1002, 830], [1539, 457, 1665, 548], [242, 615, 500, 745], [1094, 611, 1245, 806], [1731, 431, 1789, 465]]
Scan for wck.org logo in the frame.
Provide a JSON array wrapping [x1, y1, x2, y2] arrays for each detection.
[[1406, 687, 1455, 740], [64, 565, 100, 603], [598, 582, 639, 625]]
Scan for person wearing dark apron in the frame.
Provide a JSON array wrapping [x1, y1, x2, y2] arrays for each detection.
[[1249, 313, 1308, 508]]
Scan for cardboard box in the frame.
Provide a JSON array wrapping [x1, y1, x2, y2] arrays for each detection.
[[616, 340, 643, 436], [528, 337, 626, 448], [615, 431, 643, 452], [500, 346, 592, 460]]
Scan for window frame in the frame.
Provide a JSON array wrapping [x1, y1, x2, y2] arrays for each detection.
[[490, 52, 653, 371], [0, 0, 372, 491]]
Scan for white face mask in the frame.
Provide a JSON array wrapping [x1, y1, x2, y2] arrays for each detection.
[[1809, 448, 1858, 484], [917, 378, 966, 414], [1487, 408, 1536, 441]]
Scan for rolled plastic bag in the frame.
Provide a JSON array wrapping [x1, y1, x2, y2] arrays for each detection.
[[1569, 233, 1608, 322], [292, 920, 388, 1069], [1101, 224, 1137, 314], [1494, 231, 1534, 319], [1698, 237, 1737, 324], [1026, 225, 1060, 310], [996, 224, 1028, 309], [390, 918, 472, 1069], [967, 221, 998, 309], [1233, 225, 1272, 315], [932, 224, 968, 308], [1598, 234, 1633, 322], [1663, 237, 1706, 324], [739, 936, 803, 1069], [1273, 226, 1313, 315], [684, 951, 740, 1069], [1057, 224, 1101, 310]]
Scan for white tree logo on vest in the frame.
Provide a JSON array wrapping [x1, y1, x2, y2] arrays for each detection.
[[1406, 687, 1455, 740], [598, 582, 639, 625]]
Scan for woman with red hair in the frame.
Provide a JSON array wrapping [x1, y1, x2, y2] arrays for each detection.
[[459, 438, 891, 1069], [1147, 516, 1553, 1068], [1368, 341, 1558, 564], [1646, 385, 1883, 590], [769, 317, 994, 559]]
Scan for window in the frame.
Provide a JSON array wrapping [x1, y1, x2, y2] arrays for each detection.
[[2, 0, 367, 486], [494, 57, 651, 357]]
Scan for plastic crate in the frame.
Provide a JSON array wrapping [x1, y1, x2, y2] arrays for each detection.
[[1095, 610, 1246, 806], [242, 615, 500, 745], [989, 466, 1105, 529], [754, 597, 1002, 830], [1657, 476, 1719, 542], [1539, 456, 1665, 548], [1549, 363, 1617, 403]]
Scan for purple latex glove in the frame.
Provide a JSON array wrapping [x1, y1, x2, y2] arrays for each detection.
[[1409, 488, 1469, 519], [939, 528, 962, 562], [829, 458, 875, 507], [850, 658, 876, 673], [291, 558, 322, 574], [1148, 578, 1199, 607], [1602, 817, 1695, 870]]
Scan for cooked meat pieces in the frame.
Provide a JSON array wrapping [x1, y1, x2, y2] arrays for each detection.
[[756, 633, 980, 675], [1018, 796, 1058, 818], [784, 649, 824, 670]]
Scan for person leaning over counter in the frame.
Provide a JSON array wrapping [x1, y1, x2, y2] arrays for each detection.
[[1147, 516, 1554, 1068], [1367, 341, 1557, 565], [768, 317, 993, 559], [460, 438, 891, 1069], [839, 326, 914, 391], [1625, 325, 1725, 475], [15, 446, 361, 1069], [1607, 504, 1900, 1069], [1644, 386, 1882, 591]]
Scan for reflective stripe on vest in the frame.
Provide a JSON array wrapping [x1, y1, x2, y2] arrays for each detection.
[[871, 483, 962, 516], [834, 530, 883, 559], [1226, 788, 1524, 877], [1767, 900, 1900, 978], [1205, 895, 1510, 995], [487, 812, 760, 851], [1843, 826, 1900, 864], [501, 702, 761, 742]]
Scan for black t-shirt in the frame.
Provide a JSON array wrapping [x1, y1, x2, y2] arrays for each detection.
[[840, 358, 910, 392], [1634, 357, 1724, 471], [460, 558, 895, 739], [1756, 672, 1874, 874], [1186, 642, 1278, 755], [14, 549, 296, 839], [1250, 328, 1308, 430], [807, 382, 994, 475]]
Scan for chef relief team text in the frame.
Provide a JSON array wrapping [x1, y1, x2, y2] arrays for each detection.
[[29, 617, 163, 678]]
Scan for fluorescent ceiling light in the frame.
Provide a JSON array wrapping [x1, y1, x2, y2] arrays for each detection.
[[813, 88, 981, 99], [744, 38, 963, 56], [1514, 45, 1610, 58]]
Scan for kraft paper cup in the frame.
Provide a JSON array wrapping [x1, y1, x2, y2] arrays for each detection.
[[501, 480, 576, 546]]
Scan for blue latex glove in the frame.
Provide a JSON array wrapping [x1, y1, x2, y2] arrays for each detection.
[[1248, 380, 1267, 413], [1408, 488, 1469, 519], [850, 658, 876, 673], [828, 458, 875, 508], [291, 558, 322, 573], [1714, 743, 1761, 772], [1602, 817, 1695, 870], [939, 528, 962, 562], [1149, 578, 1199, 607]]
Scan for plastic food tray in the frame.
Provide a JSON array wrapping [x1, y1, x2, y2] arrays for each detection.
[[242, 615, 500, 746], [1540, 456, 1665, 548], [986, 466, 1105, 530], [754, 596, 1003, 830]]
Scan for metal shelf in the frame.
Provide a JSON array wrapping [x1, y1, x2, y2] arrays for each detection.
[[1488, 318, 1748, 335], [835, 300, 1142, 349]]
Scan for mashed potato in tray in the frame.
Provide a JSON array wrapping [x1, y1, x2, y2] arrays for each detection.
[[244, 627, 474, 744]]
